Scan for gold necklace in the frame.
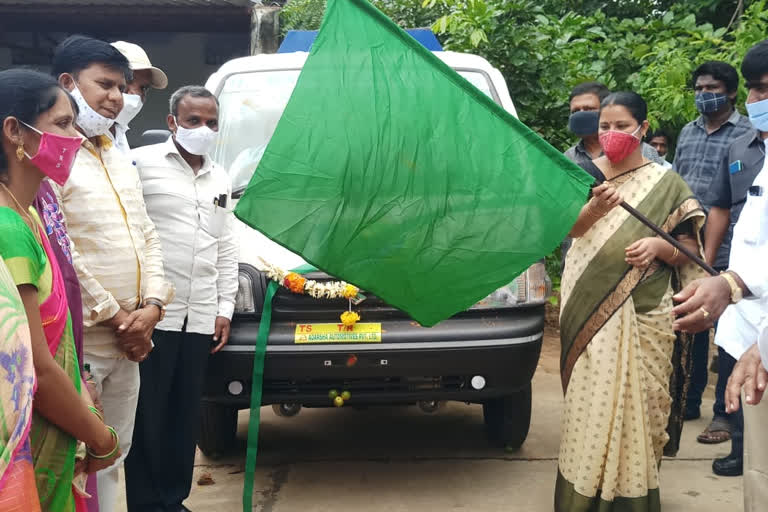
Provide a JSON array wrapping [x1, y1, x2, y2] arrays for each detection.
[[0, 183, 41, 244]]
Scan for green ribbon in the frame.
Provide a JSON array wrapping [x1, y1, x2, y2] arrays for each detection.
[[243, 265, 315, 512]]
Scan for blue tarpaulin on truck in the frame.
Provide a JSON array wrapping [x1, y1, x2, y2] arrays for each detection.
[[278, 28, 443, 53]]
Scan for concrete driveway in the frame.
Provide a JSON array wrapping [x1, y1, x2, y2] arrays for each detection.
[[117, 331, 742, 511]]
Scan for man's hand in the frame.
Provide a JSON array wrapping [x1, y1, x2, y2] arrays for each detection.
[[116, 307, 160, 361], [726, 343, 768, 413], [671, 276, 731, 332], [105, 308, 130, 331], [212, 316, 231, 354]]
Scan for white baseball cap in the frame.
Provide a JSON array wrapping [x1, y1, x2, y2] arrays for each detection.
[[111, 41, 168, 90]]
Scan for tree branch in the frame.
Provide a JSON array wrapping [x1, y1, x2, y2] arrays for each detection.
[[725, 0, 745, 32]]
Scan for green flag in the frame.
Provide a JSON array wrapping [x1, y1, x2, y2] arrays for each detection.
[[234, 0, 592, 327]]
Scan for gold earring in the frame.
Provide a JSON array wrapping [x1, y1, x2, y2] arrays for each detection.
[[16, 143, 24, 162]]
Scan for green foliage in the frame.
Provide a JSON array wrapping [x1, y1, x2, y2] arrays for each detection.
[[281, 0, 449, 35], [280, 0, 327, 36], [278, 0, 768, 287], [430, 0, 768, 148], [545, 249, 562, 296]]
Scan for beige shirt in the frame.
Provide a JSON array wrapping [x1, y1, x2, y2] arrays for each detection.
[[132, 137, 238, 335], [53, 136, 174, 358]]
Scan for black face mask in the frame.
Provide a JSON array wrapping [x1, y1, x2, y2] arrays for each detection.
[[568, 110, 600, 137]]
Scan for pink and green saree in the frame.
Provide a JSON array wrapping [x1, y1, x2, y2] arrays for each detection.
[[0, 257, 39, 511], [0, 207, 86, 512]]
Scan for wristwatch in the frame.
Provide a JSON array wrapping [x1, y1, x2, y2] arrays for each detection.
[[143, 298, 166, 321], [720, 271, 743, 304]]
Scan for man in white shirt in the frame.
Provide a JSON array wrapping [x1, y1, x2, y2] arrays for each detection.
[[672, 39, 768, 512], [109, 41, 168, 154], [125, 86, 238, 512]]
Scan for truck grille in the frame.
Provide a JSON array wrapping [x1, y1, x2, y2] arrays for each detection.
[[264, 375, 466, 395]]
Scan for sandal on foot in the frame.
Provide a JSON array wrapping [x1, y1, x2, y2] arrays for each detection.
[[697, 416, 732, 444]]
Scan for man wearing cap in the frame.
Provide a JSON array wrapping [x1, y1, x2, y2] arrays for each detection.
[[110, 41, 168, 154]]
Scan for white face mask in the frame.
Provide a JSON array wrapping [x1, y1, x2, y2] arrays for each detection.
[[69, 84, 115, 138], [173, 118, 218, 156], [115, 94, 143, 127]]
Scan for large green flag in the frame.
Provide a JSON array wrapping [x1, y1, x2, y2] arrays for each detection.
[[234, 0, 592, 327]]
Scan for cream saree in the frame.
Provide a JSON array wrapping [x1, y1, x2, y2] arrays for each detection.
[[555, 163, 706, 511]]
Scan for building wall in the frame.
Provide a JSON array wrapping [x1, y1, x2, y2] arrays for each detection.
[[0, 31, 250, 146]]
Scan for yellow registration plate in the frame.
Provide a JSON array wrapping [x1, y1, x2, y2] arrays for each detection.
[[294, 323, 382, 344]]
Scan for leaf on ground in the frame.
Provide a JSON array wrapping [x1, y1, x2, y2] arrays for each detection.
[[197, 472, 216, 486]]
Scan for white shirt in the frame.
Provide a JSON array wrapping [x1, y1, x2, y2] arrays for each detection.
[[715, 137, 768, 369], [106, 122, 131, 155], [661, 160, 673, 169], [131, 137, 239, 335]]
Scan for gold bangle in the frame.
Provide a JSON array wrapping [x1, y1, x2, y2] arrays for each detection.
[[88, 405, 104, 422], [87, 425, 120, 460], [672, 247, 679, 259]]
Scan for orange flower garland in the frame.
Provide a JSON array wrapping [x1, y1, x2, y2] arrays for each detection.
[[283, 273, 307, 294], [259, 258, 363, 326]]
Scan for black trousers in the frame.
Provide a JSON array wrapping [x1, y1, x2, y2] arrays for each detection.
[[686, 329, 710, 413], [125, 328, 211, 512]]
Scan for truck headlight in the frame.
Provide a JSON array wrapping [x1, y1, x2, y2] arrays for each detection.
[[234, 270, 256, 314], [471, 261, 551, 309]]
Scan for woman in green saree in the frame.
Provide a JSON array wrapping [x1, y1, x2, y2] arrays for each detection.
[[0, 69, 120, 511], [555, 92, 707, 512]]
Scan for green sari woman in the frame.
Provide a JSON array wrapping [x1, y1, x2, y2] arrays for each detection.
[[555, 161, 707, 511], [0, 206, 86, 512]]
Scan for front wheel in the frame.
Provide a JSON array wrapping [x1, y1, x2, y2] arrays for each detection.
[[482, 383, 532, 452], [198, 401, 238, 458]]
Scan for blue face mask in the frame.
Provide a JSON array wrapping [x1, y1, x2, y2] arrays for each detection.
[[695, 92, 729, 114], [568, 110, 599, 137], [746, 98, 768, 132]]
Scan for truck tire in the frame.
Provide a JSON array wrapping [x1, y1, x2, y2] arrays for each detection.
[[198, 402, 238, 458], [482, 383, 532, 451]]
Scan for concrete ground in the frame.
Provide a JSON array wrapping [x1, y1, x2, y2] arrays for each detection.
[[117, 328, 742, 511]]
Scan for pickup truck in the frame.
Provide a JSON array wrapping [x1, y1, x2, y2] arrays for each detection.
[[192, 49, 548, 456]]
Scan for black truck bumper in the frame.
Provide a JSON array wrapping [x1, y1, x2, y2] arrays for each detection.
[[202, 306, 544, 407]]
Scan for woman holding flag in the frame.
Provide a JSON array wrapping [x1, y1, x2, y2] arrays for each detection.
[[555, 91, 707, 511]]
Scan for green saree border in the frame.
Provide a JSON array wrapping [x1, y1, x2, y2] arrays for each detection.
[[555, 470, 661, 512]]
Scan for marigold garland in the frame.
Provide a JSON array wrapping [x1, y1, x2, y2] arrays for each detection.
[[258, 258, 363, 326], [340, 311, 361, 327], [283, 273, 306, 294]]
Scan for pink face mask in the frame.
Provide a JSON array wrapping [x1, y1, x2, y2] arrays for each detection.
[[21, 121, 83, 186], [598, 125, 642, 163]]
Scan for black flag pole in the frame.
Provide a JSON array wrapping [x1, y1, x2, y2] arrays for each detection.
[[617, 199, 718, 276], [587, 168, 718, 277]]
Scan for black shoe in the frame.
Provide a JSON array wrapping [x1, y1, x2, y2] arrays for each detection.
[[712, 453, 743, 476]]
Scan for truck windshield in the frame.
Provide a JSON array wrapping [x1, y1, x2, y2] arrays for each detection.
[[212, 69, 500, 192]]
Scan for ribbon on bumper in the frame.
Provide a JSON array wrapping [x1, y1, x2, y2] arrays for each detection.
[[243, 264, 315, 512]]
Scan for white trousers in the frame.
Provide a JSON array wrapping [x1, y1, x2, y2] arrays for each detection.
[[85, 354, 140, 512], [744, 390, 768, 512]]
